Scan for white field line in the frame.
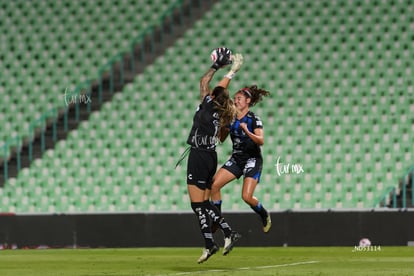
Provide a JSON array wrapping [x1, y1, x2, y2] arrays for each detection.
[[166, 260, 320, 275]]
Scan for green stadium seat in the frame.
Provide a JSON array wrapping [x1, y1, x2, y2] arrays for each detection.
[[1, 0, 412, 212], [0, 0, 175, 147]]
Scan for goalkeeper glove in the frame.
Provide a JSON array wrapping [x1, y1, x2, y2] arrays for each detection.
[[224, 53, 243, 79], [211, 47, 232, 70]]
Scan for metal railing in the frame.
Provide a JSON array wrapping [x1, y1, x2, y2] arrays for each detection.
[[375, 166, 414, 208]]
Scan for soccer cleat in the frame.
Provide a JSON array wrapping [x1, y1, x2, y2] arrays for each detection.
[[197, 244, 219, 264], [223, 231, 242, 255], [262, 211, 272, 233]]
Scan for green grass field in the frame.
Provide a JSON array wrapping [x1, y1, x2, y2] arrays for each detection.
[[1, 247, 413, 275]]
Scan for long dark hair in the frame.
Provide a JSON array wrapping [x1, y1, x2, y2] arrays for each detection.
[[238, 85, 270, 106]]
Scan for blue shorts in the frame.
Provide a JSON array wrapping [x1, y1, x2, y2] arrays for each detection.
[[221, 155, 262, 182]]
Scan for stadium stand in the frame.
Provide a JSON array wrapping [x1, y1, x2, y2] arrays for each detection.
[[0, 0, 174, 147], [0, 0, 413, 213], [381, 165, 414, 208]]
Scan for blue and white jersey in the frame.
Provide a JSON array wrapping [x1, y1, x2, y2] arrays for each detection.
[[229, 111, 263, 158]]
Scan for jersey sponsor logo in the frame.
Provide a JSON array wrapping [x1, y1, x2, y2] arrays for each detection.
[[188, 174, 193, 180], [233, 137, 241, 147]]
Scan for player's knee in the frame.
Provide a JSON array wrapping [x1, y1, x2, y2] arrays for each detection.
[[211, 177, 226, 193], [242, 192, 254, 204], [211, 181, 218, 191]]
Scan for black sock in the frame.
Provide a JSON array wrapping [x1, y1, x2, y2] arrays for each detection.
[[204, 200, 232, 237], [211, 200, 222, 214], [191, 202, 215, 248], [251, 202, 268, 219]]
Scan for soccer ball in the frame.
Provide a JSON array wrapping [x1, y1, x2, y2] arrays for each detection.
[[210, 49, 218, 62], [359, 238, 371, 247]]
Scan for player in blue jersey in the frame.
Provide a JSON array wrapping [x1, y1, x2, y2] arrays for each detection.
[[211, 85, 272, 233], [185, 48, 243, 263]]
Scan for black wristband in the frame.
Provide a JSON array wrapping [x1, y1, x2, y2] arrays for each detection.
[[211, 63, 220, 70]]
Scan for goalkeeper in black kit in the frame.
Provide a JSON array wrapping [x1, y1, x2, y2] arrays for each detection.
[[184, 47, 243, 263]]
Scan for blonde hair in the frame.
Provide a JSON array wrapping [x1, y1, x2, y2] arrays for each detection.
[[212, 86, 237, 127]]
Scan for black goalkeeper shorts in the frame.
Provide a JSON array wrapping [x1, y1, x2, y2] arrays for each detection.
[[187, 147, 217, 190]]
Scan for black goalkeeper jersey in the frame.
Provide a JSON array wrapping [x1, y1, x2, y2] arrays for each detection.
[[186, 95, 219, 151], [229, 111, 263, 158]]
